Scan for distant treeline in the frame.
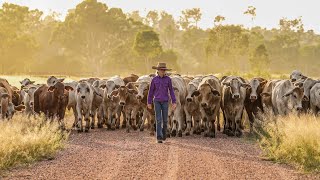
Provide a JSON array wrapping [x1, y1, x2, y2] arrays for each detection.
[[1, 0, 319, 76]]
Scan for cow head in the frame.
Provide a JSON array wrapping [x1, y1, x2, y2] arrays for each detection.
[[248, 79, 267, 102], [20, 78, 35, 88], [76, 82, 91, 100], [48, 82, 73, 104], [24, 86, 37, 109], [117, 86, 137, 106], [290, 70, 307, 82], [283, 87, 304, 111], [135, 81, 149, 100], [186, 83, 198, 102], [191, 83, 220, 108], [47, 76, 65, 87], [223, 78, 250, 99], [100, 81, 120, 98], [294, 78, 320, 101]]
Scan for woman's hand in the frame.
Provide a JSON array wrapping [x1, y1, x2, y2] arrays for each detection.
[[172, 103, 177, 110], [147, 104, 152, 109]]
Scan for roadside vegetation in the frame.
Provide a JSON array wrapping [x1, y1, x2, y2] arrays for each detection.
[[0, 115, 68, 171], [255, 113, 320, 172]]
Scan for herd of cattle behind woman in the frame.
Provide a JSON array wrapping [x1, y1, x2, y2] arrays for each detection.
[[0, 62, 319, 143]]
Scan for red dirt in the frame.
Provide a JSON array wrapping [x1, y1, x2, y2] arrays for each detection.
[[3, 129, 319, 180]]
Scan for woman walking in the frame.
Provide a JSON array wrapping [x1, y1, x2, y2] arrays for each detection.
[[147, 63, 176, 143]]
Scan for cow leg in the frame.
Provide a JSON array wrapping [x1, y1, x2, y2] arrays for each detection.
[[90, 109, 96, 129], [131, 109, 138, 131], [122, 110, 127, 128], [176, 107, 183, 137], [170, 115, 177, 137], [97, 106, 104, 128], [246, 109, 254, 134], [125, 109, 131, 133], [72, 105, 78, 128], [115, 109, 121, 129], [235, 109, 243, 137], [76, 107, 83, 133], [140, 109, 148, 131], [84, 112, 90, 133], [149, 114, 155, 136], [184, 106, 192, 136], [192, 114, 201, 135]]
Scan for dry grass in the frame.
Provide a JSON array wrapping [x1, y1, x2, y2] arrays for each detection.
[[256, 113, 320, 172], [0, 114, 69, 171]]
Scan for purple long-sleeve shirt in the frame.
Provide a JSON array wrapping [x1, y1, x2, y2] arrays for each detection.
[[147, 75, 176, 104]]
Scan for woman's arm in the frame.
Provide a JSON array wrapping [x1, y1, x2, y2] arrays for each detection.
[[147, 79, 155, 104]]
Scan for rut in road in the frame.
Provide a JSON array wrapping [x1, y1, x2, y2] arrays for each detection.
[[4, 129, 319, 180]]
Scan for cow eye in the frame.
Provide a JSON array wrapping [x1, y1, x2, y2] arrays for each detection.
[[77, 88, 80, 93], [293, 94, 297, 98], [86, 88, 90, 92], [53, 81, 55, 84]]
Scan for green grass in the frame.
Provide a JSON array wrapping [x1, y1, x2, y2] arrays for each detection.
[[0, 114, 69, 172], [256, 113, 320, 172]]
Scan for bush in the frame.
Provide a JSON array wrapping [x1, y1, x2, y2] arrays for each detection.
[[0, 114, 68, 171], [256, 114, 320, 172]]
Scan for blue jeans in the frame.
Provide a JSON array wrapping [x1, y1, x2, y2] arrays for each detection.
[[154, 101, 168, 140]]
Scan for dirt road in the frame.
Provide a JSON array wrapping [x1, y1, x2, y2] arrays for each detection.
[[4, 129, 319, 180]]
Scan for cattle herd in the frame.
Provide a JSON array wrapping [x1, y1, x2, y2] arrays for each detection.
[[0, 70, 319, 138]]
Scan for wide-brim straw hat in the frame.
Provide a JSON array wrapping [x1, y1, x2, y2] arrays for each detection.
[[152, 62, 172, 71]]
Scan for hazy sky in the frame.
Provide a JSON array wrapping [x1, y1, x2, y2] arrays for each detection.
[[1, 0, 319, 33]]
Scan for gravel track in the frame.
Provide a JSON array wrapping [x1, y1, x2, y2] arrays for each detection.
[[3, 129, 319, 180]]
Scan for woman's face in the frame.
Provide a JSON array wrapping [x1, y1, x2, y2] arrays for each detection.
[[158, 69, 165, 76]]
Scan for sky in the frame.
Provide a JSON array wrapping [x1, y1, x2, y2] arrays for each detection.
[[1, 0, 319, 33]]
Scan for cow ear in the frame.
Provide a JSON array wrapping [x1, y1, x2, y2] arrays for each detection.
[[260, 92, 271, 97], [191, 90, 200, 97], [1, 93, 9, 98], [222, 82, 230, 86], [173, 87, 179, 92], [110, 89, 119, 96], [65, 85, 74, 91], [260, 80, 268, 87], [48, 86, 55, 92], [241, 83, 251, 89], [211, 89, 220, 96], [30, 81, 35, 84], [301, 75, 307, 80], [58, 78, 65, 82], [283, 89, 293, 97], [19, 81, 23, 84], [115, 85, 120, 89], [289, 74, 292, 79]]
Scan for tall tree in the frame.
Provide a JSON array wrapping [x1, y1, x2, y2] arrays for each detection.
[[133, 30, 163, 73], [214, 15, 225, 26], [249, 44, 270, 72], [146, 10, 159, 28], [52, 0, 131, 75], [244, 6, 256, 25], [0, 3, 41, 73], [179, 8, 202, 30]]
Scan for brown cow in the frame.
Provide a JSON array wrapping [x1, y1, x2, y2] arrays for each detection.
[[123, 74, 139, 85], [34, 82, 73, 129], [0, 87, 9, 119], [192, 75, 221, 138], [244, 78, 267, 133], [117, 85, 142, 133]]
